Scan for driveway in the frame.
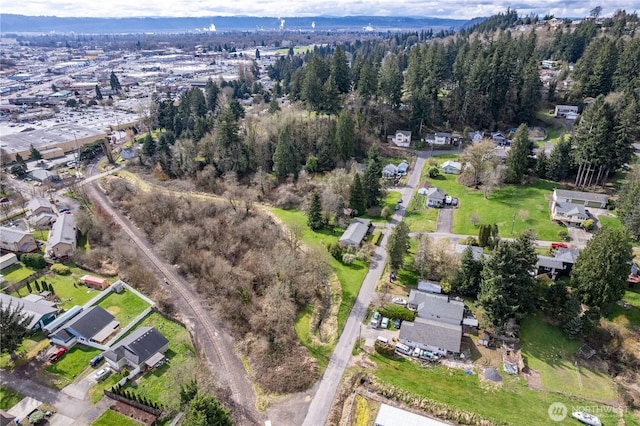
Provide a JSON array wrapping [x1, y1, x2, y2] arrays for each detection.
[[567, 226, 592, 248], [436, 208, 453, 234]]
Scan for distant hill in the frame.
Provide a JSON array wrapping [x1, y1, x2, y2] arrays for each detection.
[[0, 14, 470, 34]]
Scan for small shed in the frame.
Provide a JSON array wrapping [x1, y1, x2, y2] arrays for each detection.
[[80, 275, 109, 290], [0, 253, 19, 270]]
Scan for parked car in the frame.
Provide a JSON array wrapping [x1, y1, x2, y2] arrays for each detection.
[[89, 354, 104, 367], [94, 367, 111, 382], [58, 207, 70, 213], [0, 197, 9, 203], [397, 199, 403, 204], [394, 319, 402, 329], [381, 317, 390, 329], [412, 347, 421, 357], [392, 297, 407, 305], [370, 311, 381, 328], [48, 347, 67, 363]]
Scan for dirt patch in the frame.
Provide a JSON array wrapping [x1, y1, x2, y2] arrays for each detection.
[[111, 401, 157, 426], [522, 367, 543, 390]]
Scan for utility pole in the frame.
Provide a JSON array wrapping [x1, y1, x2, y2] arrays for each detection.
[[511, 211, 516, 236]]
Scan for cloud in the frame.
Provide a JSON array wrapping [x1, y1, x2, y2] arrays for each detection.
[[1, 0, 638, 19]]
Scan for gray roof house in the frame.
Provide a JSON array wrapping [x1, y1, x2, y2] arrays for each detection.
[[49, 306, 119, 348], [0, 293, 57, 331], [425, 188, 446, 208], [441, 160, 462, 174], [104, 327, 169, 371], [553, 189, 608, 208], [537, 247, 580, 277], [46, 213, 76, 258], [339, 218, 372, 247], [407, 290, 465, 325], [0, 227, 38, 253], [399, 317, 462, 355], [382, 164, 398, 178], [454, 244, 485, 261], [551, 201, 589, 225], [434, 132, 452, 145], [25, 196, 57, 227]]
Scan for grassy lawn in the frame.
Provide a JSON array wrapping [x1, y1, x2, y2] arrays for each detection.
[[0, 332, 48, 369], [271, 208, 369, 332], [0, 387, 23, 409], [88, 371, 123, 404], [32, 229, 49, 241], [294, 305, 332, 370], [422, 157, 562, 240], [46, 345, 102, 385], [1, 263, 37, 284], [607, 289, 640, 329], [520, 313, 617, 403], [120, 312, 196, 410], [92, 409, 143, 426], [598, 215, 624, 231], [96, 289, 150, 328], [403, 194, 438, 232], [371, 353, 619, 425], [39, 266, 114, 310]]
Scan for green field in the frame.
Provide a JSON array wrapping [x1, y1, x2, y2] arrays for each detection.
[[1, 263, 38, 284], [598, 215, 624, 231], [0, 387, 23, 410], [403, 195, 438, 233], [520, 314, 617, 403], [608, 289, 640, 329], [46, 345, 102, 387], [92, 409, 143, 426], [32, 266, 114, 310], [371, 353, 619, 425], [96, 290, 150, 328], [422, 156, 563, 240], [294, 305, 333, 369], [119, 312, 196, 410], [271, 208, 369, 332]]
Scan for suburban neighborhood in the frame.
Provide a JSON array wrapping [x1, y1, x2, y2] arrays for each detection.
[[1, 6, 640, 426]]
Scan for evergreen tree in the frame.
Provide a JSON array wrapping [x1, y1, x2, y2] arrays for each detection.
[[547, 136, 573, 181], [268, 97, 281, 114], [452, 246, 483, 296], [617, 172, 640, 242], [387, 221, 410, 271], [570, 227, 633, 306], [29, 144, 42, 160], [0, 300, 34, 354], [363, 159, 381, 208], [142, 134, 156, 158], [349, 173, 366, 215], [211, 105, 251, 177], [478, 230, 537, 327], [330, 45, 351, 94], [182, 393, 233, 426], [505, 123, 533, 183], [26, 282, 32, 293], [273, 121, 299, 181], [307, 191, 323, 231], [205, 78, 219, 113], [321, 75, 340, 116], [110, 71, 121, 92], [535, 150, 548, 178], [334, 110, 355, 161], [95, 85, 103, 100], [378, 54, 403, 108], [357, 59, 378, 101]]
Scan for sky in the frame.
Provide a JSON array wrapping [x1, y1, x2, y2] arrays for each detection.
[[0, 0, 638, 20]]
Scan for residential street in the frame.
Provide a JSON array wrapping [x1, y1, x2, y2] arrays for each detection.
[[302, 150, 427, 426]]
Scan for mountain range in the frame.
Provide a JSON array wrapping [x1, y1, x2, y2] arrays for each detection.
[[0, 14, 474, 34]]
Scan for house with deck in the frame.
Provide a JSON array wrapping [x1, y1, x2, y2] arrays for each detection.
[[104, 327, 169, 371], [49, 306, 119, 349]]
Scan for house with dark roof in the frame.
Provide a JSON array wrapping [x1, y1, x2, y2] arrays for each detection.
[[46, 213, 76, 259], [400, 290, 466, 355], [0, 293, 57, 331], [0, 227, 38, 253], [49, 306, 119, 348], [537, 247, 580, 277], [339, 218, 372, 247], [104, 327, 169, 371]]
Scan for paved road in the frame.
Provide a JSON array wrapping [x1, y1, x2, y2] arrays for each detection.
[[302, 151, 427, 426], [85, 182, 261, 426]]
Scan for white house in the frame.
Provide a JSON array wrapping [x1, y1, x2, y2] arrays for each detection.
[[441, 160, 462, 174], [339, 218, 372, 247], [425, 188, 446, 208], [554, 105, 579, 118], [434, 132, 452, 145], [470, 131, 484, 144], [388, 130, 411, 147], [46, 213, 77, 259], [382, 164, 398, 178]]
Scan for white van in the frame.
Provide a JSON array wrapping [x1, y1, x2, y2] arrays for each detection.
[[412, 347, 421, 357], [370, 312, 381, 328], [376, 336, 389, 344], [395, 342, 412, 355]]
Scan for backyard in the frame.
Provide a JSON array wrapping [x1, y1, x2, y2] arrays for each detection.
[[520, 313, 617, 404], [371, 352, 620, 425], [45, 345, 102, 388], [92, 409, 143, 426], [421, 156, 564, 240], [1, 263, 38, 285], [96, 290, 151, 328]]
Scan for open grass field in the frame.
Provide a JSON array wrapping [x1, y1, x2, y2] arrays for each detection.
[[1, 263, 37, 284], [271, 208, 369, 332], [422, 156, 563, 240], [520, 313, 617, 404], [92, 409, 143, 426], [120, 312, 196, 410], [294, 305, 333, 370], [402, 195, 438, 233], [371, 353, 619, 425], [45, 345, 102, 387], [96, 289, 150, 328], [0, 387, 24, 410], [0, 332, 48, 369], [598, 215, 625, 231]]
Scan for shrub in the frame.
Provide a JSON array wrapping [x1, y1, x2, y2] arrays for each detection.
[[428, 166, 440, 178], [378, 305, 416, 322], [374, 341, 395, 357], [381, 206, 393, 220], [371, 232, 383, 246], [558, 229, 570, 241], [581, 219, 595, 231], [342, 253, 356, 264], [326, 242, 343, 260], [462, 236, 478, 246], [21, 253, 47, 270], [50, 263, 71, 275]]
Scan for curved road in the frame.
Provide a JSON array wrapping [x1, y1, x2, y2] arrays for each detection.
[[302, 151, 427, 426], [85, 182, 261, 425]]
